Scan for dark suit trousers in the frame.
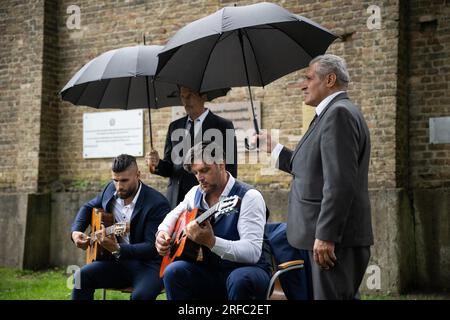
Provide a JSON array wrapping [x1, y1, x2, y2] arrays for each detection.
[[72, 260, 163, 300], [162, 260, 270, 300], [308, 246, 370, 300]]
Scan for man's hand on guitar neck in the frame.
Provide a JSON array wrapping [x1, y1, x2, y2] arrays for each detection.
[[156, 231, 171, 256], [95, 226, 120, 253], [186, 220, 216, 249], [72, 231, 90, 250]]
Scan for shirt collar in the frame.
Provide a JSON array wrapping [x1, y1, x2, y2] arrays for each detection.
[[187, 108, 209, 124], [114, 181, 142, 207], [315, 91, 345, 116]]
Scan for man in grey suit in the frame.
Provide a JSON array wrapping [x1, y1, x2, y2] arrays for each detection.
[[255, 54, 373, 299]]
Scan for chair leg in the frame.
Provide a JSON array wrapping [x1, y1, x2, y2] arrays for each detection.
[[266, 265, 304, 300]]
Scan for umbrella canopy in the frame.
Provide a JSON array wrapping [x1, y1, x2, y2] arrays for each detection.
[[61, 45, 229, 109], [156, 2, 338, 93], [60, 44, 230, 149]]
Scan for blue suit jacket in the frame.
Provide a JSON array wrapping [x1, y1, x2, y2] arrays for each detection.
[[71, 181, 170, 263]]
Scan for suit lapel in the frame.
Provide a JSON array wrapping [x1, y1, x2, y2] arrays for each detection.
[[290, 116, 318, 163], [290, 92, 349, 165], [178, 116, 189, 131], [130, 182, 146, 222], [102, 184, 115, 212]]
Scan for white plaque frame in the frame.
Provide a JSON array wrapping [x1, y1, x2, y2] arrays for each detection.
[[83, 109, 144, 159], [429, 117, 450, 144]]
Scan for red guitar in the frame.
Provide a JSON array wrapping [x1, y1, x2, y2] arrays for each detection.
[[159, 195, 240, 278]]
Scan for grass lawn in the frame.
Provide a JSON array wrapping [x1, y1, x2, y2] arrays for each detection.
[[0, 267, 165, 300], [0, 267, 448, 300]]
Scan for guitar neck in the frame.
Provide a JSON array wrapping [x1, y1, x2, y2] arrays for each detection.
[[195, 202, 219, 224], [104, 225, 116, 236], [92, 225, 117, 242]]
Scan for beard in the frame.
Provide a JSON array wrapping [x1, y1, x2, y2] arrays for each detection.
[[200, 181, 218, 194], [117, 188, 134, 199]]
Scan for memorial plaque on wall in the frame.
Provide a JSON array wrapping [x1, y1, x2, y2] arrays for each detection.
[[83, 109, 143, 158], [429, 117, 450, 144], [172, 101, 261, 152]]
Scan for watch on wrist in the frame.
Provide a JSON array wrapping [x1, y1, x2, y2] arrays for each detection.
[[112, 245, 121, 260]]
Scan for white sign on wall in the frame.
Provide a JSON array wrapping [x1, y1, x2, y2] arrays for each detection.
[[429, 116, 450, 144], [83, 109, 143, 159]]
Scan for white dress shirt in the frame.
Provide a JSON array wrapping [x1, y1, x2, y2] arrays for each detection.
[[157, 173, 266, 264], [271, 91, 345, 162], [111, 182, 142, 244], [187, 108, 210, 136]]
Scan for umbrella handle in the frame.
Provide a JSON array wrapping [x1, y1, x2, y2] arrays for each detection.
[[244, 117, 260, 150], [245, 137, 259, 150], [146, 147, 158, 174]]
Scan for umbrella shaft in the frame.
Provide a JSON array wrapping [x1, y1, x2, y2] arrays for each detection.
[[146, 75, 154, 150], [238, 29, 259, 135], [247, 85, 259, 134]]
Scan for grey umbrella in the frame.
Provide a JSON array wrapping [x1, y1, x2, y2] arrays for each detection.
[[156, 2, 337, 148], [60, 44, 229, 149]]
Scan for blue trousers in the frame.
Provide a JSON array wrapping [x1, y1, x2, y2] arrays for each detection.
[[266, 222, 313, 300], [163, 260, 270, 300], [72, 260, 163, 300]]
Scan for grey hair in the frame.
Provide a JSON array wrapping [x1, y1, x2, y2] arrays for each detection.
[[183, 140, 225, 173], [310, 54, 350, 88]]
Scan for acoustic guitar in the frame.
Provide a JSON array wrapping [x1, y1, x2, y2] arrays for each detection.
[[159, 195, 240, 278], [86, 208, 129, 264]]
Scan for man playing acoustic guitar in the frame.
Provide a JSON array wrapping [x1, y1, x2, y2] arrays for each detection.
[[71, 154, 171, 300], [156, 141, 271, 300]]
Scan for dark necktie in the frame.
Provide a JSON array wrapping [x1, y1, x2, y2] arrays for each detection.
[[187, 119, 195, 149], [309, 112, 318, 127], [308, 114, 318, 129]]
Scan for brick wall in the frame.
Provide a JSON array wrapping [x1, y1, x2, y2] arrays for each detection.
[[0, 0, 45, 193], [1, 2, 448, 192], [409, 0, 450, 188], [39, 0, 60, 192], [52, 0, 406, 194], [4, 0, 447, 193]]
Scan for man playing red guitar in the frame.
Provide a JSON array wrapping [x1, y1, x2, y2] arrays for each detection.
[[156, 141, 271, 300]]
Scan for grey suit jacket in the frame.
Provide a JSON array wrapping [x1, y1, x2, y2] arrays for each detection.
[[278, 92, 373, 250]]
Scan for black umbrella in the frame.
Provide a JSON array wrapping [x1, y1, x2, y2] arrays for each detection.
[[156, 2, 337, 148], [60, 44, 229, 149]]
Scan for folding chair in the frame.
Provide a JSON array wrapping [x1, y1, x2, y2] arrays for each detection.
[[265, 222, 313, 300]]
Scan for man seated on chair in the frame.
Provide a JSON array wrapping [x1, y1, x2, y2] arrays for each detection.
[[71, 154, 171, 300], [156, 141, 271, 300]]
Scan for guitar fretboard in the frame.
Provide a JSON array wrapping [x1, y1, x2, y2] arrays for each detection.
[[195, 202, 220, 225], [91, 225, 116, 242]]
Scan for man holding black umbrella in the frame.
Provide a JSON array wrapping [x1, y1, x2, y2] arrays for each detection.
[[146, 86, 238, 209], [255, 54, 373, 300]]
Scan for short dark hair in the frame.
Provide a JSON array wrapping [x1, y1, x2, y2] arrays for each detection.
[[112, 154, 137, 172], [178, 85, 224, 102], [183, 140, 225, 173]]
